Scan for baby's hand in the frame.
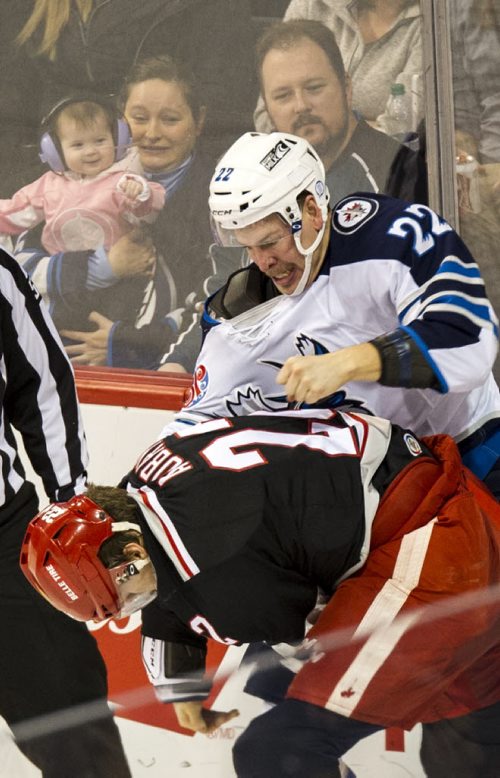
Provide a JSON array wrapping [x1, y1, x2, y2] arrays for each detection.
[[118, 175, 146, 201]]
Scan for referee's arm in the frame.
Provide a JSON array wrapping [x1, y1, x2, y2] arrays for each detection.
[[0, 248, 88, 502]]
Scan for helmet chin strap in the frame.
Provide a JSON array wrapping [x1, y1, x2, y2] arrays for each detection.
[[290, 221, 327, 297]]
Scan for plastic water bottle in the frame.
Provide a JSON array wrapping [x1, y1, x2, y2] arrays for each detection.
[[386, 83, 412, 140], [456, 152, 481, 213]]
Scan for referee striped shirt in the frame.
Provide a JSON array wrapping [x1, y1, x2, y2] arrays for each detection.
[[0, 248, 87, 507]]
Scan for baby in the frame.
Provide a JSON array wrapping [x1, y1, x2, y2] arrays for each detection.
[[0, 99, 165, 254]]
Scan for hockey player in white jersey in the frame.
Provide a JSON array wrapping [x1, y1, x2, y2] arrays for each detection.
[[163, 130, 500, 498], [156, 131, 500, 774]]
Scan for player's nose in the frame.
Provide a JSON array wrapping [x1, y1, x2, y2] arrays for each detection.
[[247, 245, 277, 270]]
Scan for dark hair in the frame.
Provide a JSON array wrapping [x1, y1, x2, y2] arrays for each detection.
[[255, 19, 346, 90], [86, 483, 139, 523], [98, 528, 143, 569], [120, 54, 205, 121], [85, 484, 142, 568]]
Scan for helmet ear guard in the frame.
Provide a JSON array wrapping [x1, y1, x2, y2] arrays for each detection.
[[20, 495, 127, 622]]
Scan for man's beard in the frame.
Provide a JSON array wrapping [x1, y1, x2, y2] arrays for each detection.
[[292, 109, 350, 164]]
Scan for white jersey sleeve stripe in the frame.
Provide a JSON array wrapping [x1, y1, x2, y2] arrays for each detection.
[[129, 486, 200, 581]]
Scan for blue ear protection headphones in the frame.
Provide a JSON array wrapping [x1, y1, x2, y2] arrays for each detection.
[[39, 95, 131, 174]]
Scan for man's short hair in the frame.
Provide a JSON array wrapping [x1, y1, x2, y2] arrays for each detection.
[[256, 19, 346, 90]]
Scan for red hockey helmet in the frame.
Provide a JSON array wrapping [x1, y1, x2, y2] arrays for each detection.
[[20, 495, 152, 622]]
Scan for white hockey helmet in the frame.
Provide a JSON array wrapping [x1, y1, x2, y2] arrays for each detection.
[[209, 132, 330, 295], [210, 131, 329, 235]]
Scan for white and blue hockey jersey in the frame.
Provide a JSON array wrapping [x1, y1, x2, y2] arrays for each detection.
[[162, 194, 500, 479]]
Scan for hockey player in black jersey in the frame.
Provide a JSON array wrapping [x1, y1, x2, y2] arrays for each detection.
[[21, 409, 500, 778]]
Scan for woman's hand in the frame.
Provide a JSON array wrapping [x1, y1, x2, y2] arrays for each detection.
[[173, 701, 239, 735], [61, 311, 113, 366], [108, 227, 156, 278]]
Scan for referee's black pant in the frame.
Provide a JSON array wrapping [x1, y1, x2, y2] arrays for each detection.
[[0, 483, 131, 778]]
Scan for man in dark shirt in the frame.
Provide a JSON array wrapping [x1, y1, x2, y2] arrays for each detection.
[[254, 19, 427, 204], [21, 409, 500, 777]]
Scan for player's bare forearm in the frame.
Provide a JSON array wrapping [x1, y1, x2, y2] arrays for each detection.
[[276, 342, 382, 403]]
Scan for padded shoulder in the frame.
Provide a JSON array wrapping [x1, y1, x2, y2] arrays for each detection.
[[208, 263, 280, 319]]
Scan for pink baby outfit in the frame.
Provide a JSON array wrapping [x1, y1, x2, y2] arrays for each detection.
[[0, 161, 165, 253]]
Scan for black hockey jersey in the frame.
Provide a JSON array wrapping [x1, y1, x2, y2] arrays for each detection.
[[125, 409, 433, 697]]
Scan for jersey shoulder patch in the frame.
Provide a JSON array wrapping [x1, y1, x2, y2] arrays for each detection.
[[332, 196, 379, 234]]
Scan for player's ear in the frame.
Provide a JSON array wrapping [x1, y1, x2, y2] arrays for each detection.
[[303, 194, 324, 229], [122, 541, 147, 561]]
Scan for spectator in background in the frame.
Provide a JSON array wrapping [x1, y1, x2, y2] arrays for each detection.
[[451, 0, 500, 164], [17, 55, 218, 372], [0, 0, 257, 198], [255, 1, 422, 133], [255, 19, 427, 204], [449, 0, 500, 381], [0, 97, 165, 254]]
